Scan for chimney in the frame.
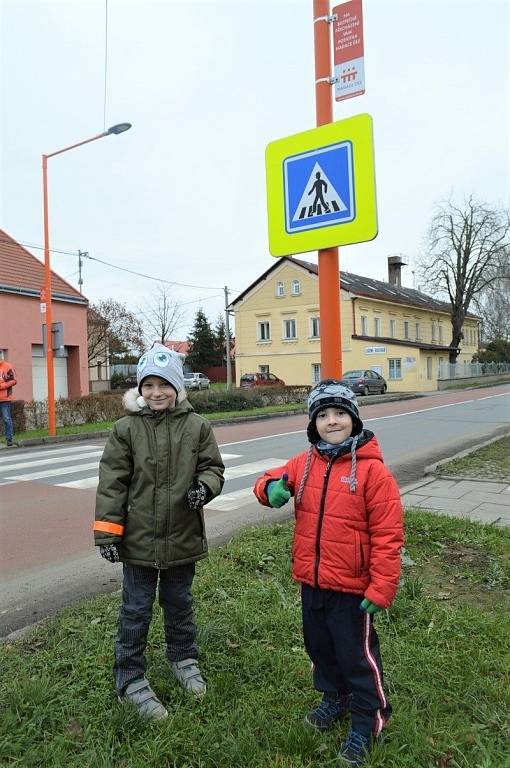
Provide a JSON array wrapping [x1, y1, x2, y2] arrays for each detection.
[[387, 255, 407, 287]]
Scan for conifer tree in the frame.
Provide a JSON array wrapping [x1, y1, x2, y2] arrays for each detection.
[[187, 309, 217, 368]]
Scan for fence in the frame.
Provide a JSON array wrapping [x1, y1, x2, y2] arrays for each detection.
[[438, 361, 510, 380]]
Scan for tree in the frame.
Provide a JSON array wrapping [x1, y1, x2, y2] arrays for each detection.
[[474, 339, 510, 364], [138, 286, 185, 347], [87, 299, 144, 368], [186, 309, 217, 369], [418, 197, 510, 363], [471, 246, 510, 343], [213, 313, 227, 366]]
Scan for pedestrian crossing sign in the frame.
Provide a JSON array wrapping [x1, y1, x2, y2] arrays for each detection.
[[265, 114, 377, 256]]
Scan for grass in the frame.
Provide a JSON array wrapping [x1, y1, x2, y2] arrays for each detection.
[[1, 509, 509, 767], [4, 404, 305, 444], [437, 436, 510, 481]]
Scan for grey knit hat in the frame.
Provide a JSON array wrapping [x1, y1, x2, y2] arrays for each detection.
[[136, 343, 184, 395], [307, 379, 363, 443]]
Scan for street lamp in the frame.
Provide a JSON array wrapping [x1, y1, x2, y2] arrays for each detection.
[[42, 122, 132, 436]]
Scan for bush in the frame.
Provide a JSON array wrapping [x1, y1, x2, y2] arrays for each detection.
[[187, 385, 309, 414], [23, 394, 125, 429]]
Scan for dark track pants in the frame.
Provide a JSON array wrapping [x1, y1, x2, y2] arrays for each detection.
[[301, 584, 392, 739], [114, 563, 197, 694]]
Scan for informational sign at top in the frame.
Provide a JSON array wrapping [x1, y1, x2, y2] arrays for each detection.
[[332, 0, 365, 102]]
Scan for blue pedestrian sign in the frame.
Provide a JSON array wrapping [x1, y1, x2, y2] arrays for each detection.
[[284, 142, 354, 234], [265, 114, 377, 257]]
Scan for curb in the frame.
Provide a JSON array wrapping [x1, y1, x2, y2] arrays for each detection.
[[424, 431, 510, 477], [1, 392, 424, 449]]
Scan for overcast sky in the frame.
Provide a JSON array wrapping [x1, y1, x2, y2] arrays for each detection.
[[1, 0, 509, 337]]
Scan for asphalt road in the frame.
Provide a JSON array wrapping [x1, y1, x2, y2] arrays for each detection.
[[1, 384, 509, 639]]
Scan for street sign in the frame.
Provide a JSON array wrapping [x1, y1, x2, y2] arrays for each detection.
[[40, 288, 47, 314], [265, 114, 377, 257], [333, 0, 365, 102]]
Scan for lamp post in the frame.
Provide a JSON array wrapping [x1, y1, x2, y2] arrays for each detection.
[[42, 122, 131, 436]]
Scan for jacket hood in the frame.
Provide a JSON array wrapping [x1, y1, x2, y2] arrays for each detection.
[[122, 386, 189, 414]]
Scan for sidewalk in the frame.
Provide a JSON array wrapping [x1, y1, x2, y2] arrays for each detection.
[[401, 477, 510, 527]]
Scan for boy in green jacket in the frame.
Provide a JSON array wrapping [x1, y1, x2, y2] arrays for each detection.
[[94, 344, 224, 720]]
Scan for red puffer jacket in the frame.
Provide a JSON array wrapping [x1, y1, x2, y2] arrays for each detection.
[[253, 432, 404, 609], [0, 361, 17, 402]]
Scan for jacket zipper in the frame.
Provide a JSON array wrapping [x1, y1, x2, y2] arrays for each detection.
[[313, 458, 334, 586]]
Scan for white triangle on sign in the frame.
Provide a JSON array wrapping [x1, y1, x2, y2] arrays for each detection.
[[292, 162, 347, 222]]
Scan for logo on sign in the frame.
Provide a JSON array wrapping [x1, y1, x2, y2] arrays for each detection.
[[283, 142, 355, 234]]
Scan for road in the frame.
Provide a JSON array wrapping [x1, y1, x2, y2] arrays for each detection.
[[1, 384, 509, 638]]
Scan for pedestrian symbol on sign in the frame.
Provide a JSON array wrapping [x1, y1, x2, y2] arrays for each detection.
[[293, 163, 348, 221], [283, 141, 355, 234]]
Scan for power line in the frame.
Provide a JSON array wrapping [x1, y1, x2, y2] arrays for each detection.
[[2, 236, 240, 293]]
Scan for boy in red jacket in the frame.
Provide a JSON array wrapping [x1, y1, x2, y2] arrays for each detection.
[[253, 380, 403, 767]]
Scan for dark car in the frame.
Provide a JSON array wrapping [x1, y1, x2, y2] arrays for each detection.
[[240, 372, 286, 388], [339, 369, 387, 396]]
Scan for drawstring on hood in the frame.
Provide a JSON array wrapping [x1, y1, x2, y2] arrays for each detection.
[[295, 432, 364, 504]]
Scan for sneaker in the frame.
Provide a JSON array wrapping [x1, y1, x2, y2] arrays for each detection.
[[6, 439, 13, 447], [170, 658, 206, 697], [338, 729, 371, 766], [118, 678, 168, 721], [304, 693, 350, 731]]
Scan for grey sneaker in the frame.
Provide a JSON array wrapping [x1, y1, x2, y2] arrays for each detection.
[[118, 678, 168, 721], [170, 658, 206, 697]]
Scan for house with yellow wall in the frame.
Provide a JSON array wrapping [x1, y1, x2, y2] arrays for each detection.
[[230, 256, 480, 392]]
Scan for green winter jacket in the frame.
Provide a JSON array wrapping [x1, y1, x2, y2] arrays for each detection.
[[94, 389, 224, 568]]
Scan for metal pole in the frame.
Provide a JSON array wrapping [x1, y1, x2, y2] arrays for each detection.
[[42, 155, 57, 436], [224, 285, 232, 390], [313, 0, 342, 378]]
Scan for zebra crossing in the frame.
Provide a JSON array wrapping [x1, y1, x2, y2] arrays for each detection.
[[0, 444, 287, 512]]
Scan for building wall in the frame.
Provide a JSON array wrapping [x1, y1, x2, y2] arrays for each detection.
[[233, 262, 480, 392], [0, 293, 89, 401]]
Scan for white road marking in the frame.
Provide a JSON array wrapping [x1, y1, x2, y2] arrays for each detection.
[[0, 450, 103, 472], [224, 458, 287, 480]]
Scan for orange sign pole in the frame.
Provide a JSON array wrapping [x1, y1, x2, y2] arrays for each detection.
[[313, 0, 342, 379]]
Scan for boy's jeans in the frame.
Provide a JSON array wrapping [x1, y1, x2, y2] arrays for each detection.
[[0, 402, 13, 442], [114, 562, 197, 694]]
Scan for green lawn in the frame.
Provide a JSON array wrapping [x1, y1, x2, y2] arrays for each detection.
[[1, 510, 509, 767], [437, 436, 510, 481]]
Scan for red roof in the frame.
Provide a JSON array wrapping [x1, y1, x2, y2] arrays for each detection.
[[164, 340, 190, 355], [0, 228, 87, 303]]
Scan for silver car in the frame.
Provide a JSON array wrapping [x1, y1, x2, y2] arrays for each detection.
[[183, 372, 210, 390]]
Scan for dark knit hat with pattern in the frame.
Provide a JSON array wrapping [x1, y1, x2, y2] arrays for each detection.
[[307, 379, 363, 444]]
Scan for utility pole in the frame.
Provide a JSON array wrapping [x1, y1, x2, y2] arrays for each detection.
[[224, 285, 232, 390], [314, 0, 342, 378], [78, 250, 87, 293]]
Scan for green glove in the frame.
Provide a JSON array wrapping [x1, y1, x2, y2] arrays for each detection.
[[267, 473, 291, 508], [360, 598, 383, 615]]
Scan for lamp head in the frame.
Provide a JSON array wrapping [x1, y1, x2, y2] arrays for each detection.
[[107, 122, 132, 135]]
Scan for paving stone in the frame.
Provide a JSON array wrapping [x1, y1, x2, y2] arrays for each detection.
[[423, 479, 460, 491], [468, 505, 510, 525], [409, 497, 481, 514], [401, 494, 430, 507], [465, 491, 510, 507]]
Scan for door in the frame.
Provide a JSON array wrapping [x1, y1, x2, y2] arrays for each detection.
[[32, 356, 68, 400]]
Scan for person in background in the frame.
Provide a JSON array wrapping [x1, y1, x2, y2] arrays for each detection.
[[253, 380, 404, 767], [94, 343, 224, 721], [0, 350, 17, 447]]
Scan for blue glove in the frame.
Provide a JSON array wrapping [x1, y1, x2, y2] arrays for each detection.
[[360, 597, 383, 614], [267, 473, 291, 508], [100, 543, 120, 563]]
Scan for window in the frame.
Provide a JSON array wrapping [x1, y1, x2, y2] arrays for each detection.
[[292, 279, 300, 295], [276, 281, 284, 297], [312, 363, 321, 384], [388, 358, 402, 380], [283, 319, 297, 339], [438, 325, 443, 343], [431, 322, 436, 342], [310, 317, 320, 338], [374, 317, 381, 337], [257, 321, 271, 341], [415, 322, 420, 340], [389, 319, 396, 338], [361, 315, 368, 335], [426, 357, 432, 379], [259, 365, 269, 374], [404, 321, 410, 339]]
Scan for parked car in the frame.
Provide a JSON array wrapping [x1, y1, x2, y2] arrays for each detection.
[[183, 372, 210, 390], [240, 372, 286, 388], [339, 369, 387, 396]]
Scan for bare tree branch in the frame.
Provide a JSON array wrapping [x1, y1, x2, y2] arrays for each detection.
[[138, 286, 186, 348]]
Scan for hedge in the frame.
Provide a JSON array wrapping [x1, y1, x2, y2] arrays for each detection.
[[7, 386, 310, 432]]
